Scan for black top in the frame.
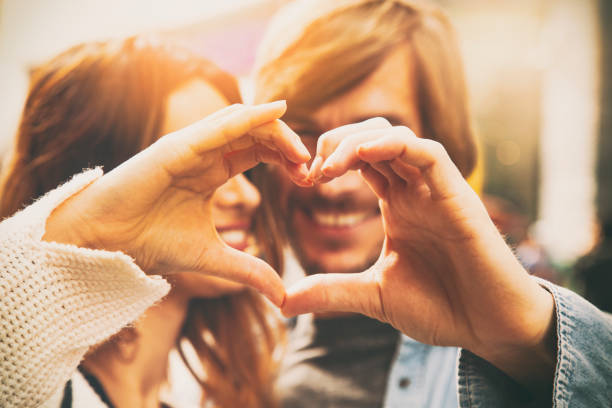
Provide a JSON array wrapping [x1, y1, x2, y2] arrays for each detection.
[[61, 366, 172, 408], [278, 314, 401, 408]]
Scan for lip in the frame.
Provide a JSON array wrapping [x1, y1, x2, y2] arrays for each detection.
[[295, 206, 380, 238], [216, 222, 251, 232], [225, 240, 249, 251], [216, 223, 253, 251]]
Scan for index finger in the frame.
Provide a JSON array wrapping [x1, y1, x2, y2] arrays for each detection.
[[180, 101, 289, 153], [309, 117, 391, 181], [244, 119, 311, 164], [357, 135, 467, 200]]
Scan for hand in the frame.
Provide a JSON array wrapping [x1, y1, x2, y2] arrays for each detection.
[[44, 101, 311, 306], [283, 118, 555, 388]]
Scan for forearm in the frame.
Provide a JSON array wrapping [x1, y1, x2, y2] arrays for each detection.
[[447, 234, 557, 394], [476, 285, 556, 395], [0, 170, 170, 407]]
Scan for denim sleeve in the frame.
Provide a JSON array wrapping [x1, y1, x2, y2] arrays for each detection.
[[457, 277, 612, 408]]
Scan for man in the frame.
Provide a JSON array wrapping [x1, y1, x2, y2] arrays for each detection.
[[253, 1, 611, 407], [252, 1, 480, 407]]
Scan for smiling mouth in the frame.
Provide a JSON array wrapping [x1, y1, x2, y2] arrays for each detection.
[[218, 229, 252, 251], [308, 209, 380, 228]]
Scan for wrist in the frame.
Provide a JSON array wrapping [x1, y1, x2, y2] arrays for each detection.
[[474, 282, 557, 393], [43, 182, 106, 251]]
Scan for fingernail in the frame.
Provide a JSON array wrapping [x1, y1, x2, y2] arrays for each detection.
[[321, 162, 333, 176], [266, 100, 286, 108], [308, 156, 323, 180]]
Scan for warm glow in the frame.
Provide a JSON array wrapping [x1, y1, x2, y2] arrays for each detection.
[[0, 0, 602, 265]]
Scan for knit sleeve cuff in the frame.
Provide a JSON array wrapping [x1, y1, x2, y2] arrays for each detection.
[[0, 169, 170, 408]]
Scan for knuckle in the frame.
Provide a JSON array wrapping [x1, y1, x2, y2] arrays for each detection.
[[219, 125, 233, 144], [424, 139, 446, 157], [368, 117, 391, 127], [393, 125, 416, 138], [336, 136, 354, 152]]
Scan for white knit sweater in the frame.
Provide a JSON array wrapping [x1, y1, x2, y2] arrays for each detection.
[[0, 169, 171, 408]]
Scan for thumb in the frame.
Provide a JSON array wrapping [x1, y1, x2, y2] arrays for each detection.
[[201, 244, 286, 307], [282, 272, 379, 317]]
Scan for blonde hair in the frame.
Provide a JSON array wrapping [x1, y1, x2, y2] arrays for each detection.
[[255, 0, 478, 178]]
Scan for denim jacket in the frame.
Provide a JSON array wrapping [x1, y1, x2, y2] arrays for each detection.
[[384, 278, 612, 407], [383, 336, 458, 407]]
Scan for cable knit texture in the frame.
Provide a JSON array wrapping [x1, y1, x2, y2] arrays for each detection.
[[0, 169, 170, 407]]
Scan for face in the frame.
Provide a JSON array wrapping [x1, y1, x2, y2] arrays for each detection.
[[278, 45, 422, 275], [162, 79, 261, 298]]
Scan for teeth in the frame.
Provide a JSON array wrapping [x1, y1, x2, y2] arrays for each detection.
[[219, 230, 247, 245], [312, 211, 369, 227]]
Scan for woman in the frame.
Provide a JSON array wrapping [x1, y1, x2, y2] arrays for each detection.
[[0, 36, 309, 407]]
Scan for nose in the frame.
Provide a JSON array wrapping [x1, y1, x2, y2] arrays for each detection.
[[314, 170, 364, 198], [215, 174, 261, 211]]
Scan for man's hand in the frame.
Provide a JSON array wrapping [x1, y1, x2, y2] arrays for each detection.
[[283, 118, 556, 390], [45, 101, 311, 307]]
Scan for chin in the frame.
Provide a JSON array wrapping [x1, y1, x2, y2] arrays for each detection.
[[298, 247, 380, 275]]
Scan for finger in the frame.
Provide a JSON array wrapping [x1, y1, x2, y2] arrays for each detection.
[[359, 164, 389, 198], [389, 159, 422, 184], [370, 161, 404, 187], [349, 132, 419, 187], [357, 134, 466, 200], [200, 244, 286, 307], [319, 130, 385, 179], [284, 162, 314, 187], [314, 165, 366, 185], [314, 127, 414, 184], [186, 100, 288, 153], [224, 145, 311, 186], [248, 120, 311, 163], [204, 103, 245, 122], [307, 155, 324, 182], [282, 272, 379, 317], [310, 117, 391, 181]]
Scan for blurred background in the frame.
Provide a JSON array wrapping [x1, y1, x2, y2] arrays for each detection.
[[1, 0, 610, 295]]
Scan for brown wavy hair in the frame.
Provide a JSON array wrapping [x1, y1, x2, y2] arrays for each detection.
[[253, 0, 481, 260], [0, 36, 282, 408], [255, 0, 477, 178]]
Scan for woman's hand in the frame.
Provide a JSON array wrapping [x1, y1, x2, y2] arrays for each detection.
[[283, 118, 556, 389], [44, 101, 310, 306]]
